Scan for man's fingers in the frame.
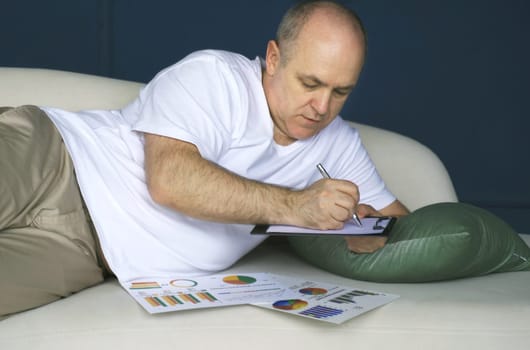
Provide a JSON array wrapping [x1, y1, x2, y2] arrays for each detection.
[[345, 235, 387, 253]]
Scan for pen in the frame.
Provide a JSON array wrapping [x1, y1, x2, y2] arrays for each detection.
[[316, 163, 363, 227]]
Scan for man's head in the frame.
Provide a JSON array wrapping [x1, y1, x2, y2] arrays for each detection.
[[263, 1, 366, 145]]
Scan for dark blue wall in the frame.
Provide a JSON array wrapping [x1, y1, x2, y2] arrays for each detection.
[[2, 0, 529, 232]]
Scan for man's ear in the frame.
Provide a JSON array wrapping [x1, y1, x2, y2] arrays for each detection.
[[265, 40, 281, 76]]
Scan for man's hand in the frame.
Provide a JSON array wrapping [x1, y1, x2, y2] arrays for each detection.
[[288, 178, 360, 230], [344, 202, 409, 254], [345, 235, 388, 254], [344, 204, 387, 253]]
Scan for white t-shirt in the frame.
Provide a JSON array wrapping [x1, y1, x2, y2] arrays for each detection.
[[43, 50, 395, 282]]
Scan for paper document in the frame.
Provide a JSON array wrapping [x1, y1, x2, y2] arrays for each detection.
[[121, 272, 399, 324]]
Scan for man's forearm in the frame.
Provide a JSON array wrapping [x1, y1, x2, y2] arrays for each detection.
[[144, 134, 296, 225], [145, 134, 367, 230]]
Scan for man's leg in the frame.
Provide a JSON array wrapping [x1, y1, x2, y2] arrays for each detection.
[[0, 106, 105, 318]]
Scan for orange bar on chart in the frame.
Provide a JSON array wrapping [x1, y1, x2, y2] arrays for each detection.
[[145, 297, 160, 307], [162, 295, 179, 306], [179, 294, 197, 304], [197, 292, 217, 302]]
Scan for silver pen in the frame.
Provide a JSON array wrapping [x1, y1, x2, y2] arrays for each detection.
[[316, 163, 363, 227]]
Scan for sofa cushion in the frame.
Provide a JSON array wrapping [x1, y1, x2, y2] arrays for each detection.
[[288, 202, 530, 282]]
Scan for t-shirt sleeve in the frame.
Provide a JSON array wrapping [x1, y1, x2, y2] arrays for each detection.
[[331, 121, 396, 210], [131, 55, 238, 162]]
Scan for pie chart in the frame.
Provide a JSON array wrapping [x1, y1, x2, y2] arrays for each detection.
[[272, 299, 308, 311], [299, 287, 327, 295], [222, 275, 257, 285], [170, 279, 198, 288]]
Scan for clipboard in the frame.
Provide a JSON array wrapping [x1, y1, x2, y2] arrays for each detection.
[[251, 216, 396, 237]]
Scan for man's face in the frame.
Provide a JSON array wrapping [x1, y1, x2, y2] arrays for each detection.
[[263, 22, 365, 146]]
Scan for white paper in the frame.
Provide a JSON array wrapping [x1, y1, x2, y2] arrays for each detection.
[[121, 273, 288, 314], [121, 272, 399, 324], [252, 274, 399, 324]]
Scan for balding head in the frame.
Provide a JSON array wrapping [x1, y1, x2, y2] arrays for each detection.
[[276, 1, 366, 65]]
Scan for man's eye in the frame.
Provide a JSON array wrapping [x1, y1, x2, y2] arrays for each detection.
[[302, 82, 318, 89], [333, 90, 349, 97]]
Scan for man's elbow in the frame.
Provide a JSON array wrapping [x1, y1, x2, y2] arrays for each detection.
[[146, 175, 173, 207]]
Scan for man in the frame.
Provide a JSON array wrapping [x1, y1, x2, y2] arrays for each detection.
[[0, 0, 408, 318]]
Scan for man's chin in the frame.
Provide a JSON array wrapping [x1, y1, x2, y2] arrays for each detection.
[[290, 127, 320, 141]]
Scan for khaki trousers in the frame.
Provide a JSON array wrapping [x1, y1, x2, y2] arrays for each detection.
[[0, 106, 105, 319]]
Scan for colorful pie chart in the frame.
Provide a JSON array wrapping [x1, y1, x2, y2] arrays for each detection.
[[299, 287, 328, 295], [272, 299, 308, 311], [222, 275, 257, 285]]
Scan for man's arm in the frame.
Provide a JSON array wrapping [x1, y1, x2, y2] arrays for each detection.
[[144, 133, 361, 230]]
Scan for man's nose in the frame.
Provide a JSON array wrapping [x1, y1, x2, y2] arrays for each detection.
[[311, 90, 331, 116]]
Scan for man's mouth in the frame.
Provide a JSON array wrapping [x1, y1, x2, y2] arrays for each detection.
[[301, 115, 320, 123]]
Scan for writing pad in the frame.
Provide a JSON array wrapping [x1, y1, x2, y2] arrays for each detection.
[[251, 216, 396, 236]]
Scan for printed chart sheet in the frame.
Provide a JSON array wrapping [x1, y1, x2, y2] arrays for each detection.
[[121, 272, 398, 324]]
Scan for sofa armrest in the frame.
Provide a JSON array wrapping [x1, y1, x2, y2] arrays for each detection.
[[0, 67, 143, 111]]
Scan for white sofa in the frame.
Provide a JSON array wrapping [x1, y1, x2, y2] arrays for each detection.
[[1, 67, 528, 350]]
